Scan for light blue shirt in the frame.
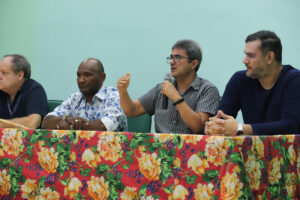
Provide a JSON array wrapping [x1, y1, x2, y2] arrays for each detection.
[[46, 86, 127, 131]]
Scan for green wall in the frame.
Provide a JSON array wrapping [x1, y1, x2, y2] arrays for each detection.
[[1, 0, 300, 116], [0, 0, 36, 70]]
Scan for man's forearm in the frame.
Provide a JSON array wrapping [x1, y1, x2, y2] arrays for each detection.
[[6, 114, 41, 129], [176, 102, 208, 133], [119, 91, 138, 117], [0, 119, 29, 129]]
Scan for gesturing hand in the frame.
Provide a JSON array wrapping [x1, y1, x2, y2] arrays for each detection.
[[117, 73, 130, 93]]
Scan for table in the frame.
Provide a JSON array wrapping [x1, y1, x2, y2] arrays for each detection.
[[0, 128, 299, 199]]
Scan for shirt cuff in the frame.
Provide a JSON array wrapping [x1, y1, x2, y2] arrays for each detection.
[[45, 111, 59, 117], [101, 117, 117, 131]]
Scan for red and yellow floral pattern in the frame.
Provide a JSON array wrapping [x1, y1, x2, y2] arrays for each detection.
[[0, 128, 299, 199], [0, 169, 11, 196]]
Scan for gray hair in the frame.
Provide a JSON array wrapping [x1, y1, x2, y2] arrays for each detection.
[[172, 39, 202, 72], [4, 54, 31, 80]]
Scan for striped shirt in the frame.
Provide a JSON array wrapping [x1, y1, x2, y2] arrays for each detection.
[[139, 76, 220, 134]]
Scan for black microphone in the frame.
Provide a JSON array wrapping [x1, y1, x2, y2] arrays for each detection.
[[162, 73, 172, 109]]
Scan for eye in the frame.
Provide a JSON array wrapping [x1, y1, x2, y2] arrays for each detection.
[[174, 55, 182, 60], [247, 53, 255, 59], [84, 73, 92, 77]]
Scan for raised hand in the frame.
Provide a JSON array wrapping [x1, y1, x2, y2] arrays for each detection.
[[117, 73, 130, 93]]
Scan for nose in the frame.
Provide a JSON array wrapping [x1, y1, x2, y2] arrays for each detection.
[[170, 58, 176, 65], [77, 75, 85, 84], [243, 57, 249, 65]]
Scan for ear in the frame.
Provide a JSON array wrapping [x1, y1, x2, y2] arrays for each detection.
[[265, 51, 275, 64], [191, 60, 199, 70], [17, 71, 24, 81], [100, 72, 106, 84]]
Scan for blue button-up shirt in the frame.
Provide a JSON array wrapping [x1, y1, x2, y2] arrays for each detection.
[[46, 86, 127, 131]]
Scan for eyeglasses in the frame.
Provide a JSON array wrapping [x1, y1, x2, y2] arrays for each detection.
[[166, 55, 189, 64]]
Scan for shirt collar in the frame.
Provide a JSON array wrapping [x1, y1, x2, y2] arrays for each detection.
[[173, 75, 201, 91], [190, 76, 201, 90], [79, 86, 105, 103], [94, 86, 106, 101]]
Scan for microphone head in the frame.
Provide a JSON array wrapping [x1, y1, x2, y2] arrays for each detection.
[[164, 73, 172, 82]]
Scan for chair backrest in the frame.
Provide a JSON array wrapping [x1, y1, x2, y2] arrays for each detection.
[[48, 100, 63, 112], [127, 114, 152, 133]]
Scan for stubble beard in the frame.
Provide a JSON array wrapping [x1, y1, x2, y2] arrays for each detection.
[[246, 65, 269, 79]]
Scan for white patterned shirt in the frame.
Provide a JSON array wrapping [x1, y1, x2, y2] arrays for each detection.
[[46, 86, 127, 131]]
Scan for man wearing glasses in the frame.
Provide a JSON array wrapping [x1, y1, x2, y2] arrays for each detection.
[[117, 39, 220, 134]]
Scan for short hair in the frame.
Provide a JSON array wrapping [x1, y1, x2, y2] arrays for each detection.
[[81, 58, 104, 73], [246, 30, 282, 63], [172, 39, 202, 72], [4, 54, 31, 80]]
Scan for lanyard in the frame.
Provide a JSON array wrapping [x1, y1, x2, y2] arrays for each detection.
[[7, 94, 22, 118]]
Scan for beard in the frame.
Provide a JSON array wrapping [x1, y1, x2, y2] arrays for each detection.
[[246, 65, 270, 79]]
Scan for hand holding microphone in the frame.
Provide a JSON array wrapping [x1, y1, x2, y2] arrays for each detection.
[[161, 73, 175, 109]]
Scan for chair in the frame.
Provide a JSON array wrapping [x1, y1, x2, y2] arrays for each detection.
[[48, 100, 63, 112], [127, 114, 152, 133]]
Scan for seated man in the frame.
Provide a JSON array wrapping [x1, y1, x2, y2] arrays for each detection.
[[205, 30, 300, 136], [42, 58, 127, 131], [0, 54, 48, 128], [117, 40, 220, 134]]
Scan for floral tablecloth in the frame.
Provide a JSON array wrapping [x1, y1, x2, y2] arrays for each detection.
[[0, 128, 299, 200]]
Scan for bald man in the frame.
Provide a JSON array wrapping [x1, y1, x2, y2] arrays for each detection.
[[42, 58, 127, 131]]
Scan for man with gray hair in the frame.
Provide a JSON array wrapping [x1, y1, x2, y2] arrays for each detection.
[[0, 54, 48, 128], [118, 40, 219, 134]]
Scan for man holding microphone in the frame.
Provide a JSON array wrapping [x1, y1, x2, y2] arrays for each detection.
[[117, 39, 219, 134]]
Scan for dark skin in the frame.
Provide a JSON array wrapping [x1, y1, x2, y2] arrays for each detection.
[[42, 59, 108, 130]]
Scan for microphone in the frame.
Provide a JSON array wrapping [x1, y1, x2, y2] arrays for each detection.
[[162, 73, 172, 109]]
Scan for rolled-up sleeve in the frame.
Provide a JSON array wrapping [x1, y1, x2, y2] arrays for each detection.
[[98, 88, 127, 131]]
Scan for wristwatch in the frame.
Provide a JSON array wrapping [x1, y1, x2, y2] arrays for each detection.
[[236, 123, 243, 135]]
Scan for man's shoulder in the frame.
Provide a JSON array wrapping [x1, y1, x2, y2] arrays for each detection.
[[21, 79, 47, 96], [196, 76, 217, 88], [98, 86, 119, 95], [195, 76, 219, 94], [101, 85, 118, 92], [95, 86, 120, 100], [282, 65, 300, 78], [25, 79, 44, 87]]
